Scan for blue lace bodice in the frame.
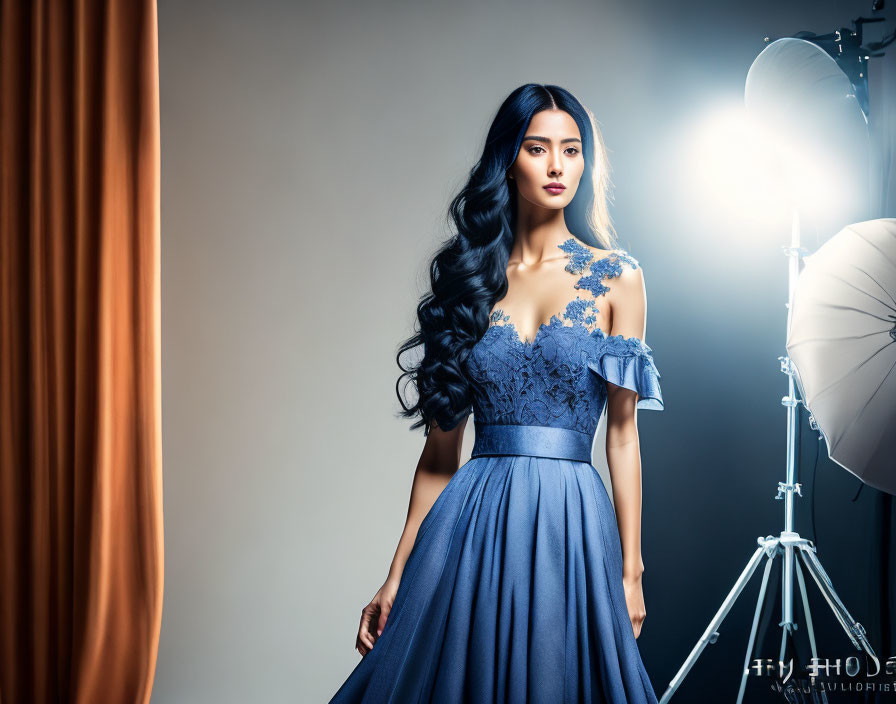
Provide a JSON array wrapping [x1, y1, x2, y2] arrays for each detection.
[[466, 237, 663, 437]]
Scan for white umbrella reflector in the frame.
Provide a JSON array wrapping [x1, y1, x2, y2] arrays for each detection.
[[786, 218, 896, 495]]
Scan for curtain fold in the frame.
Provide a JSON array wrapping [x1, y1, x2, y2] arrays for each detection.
[[0, 1, 163, 702]]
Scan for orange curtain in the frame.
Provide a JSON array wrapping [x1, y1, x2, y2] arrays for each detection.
[[0, 1, 163, 702]]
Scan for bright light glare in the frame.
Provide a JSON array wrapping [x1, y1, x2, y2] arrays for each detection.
[[686, 101, 849, 228], [687, 103, 788, 228], [684, 100, 844, 227]]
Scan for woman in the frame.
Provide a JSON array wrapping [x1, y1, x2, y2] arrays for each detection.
[[329, 83, 664, 703]]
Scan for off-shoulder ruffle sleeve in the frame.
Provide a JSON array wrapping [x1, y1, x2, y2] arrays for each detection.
[[587, 335, 664, 411]]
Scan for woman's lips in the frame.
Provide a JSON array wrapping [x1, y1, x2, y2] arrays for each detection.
[[543, 185, 565, 195]]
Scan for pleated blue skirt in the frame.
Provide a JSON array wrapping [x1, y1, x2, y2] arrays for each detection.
[[329, 424, 659, 703]]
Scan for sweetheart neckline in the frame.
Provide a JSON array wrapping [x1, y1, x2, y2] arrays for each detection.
[[484, 315, 647, 350], [493, 315, 578, 347]]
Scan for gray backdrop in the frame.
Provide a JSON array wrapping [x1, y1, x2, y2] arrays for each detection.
[[157, 0, 887, 701]]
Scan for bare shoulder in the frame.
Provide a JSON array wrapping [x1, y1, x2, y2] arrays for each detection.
[[580, 242, 644, 281], [611, 249, 645, 288], [591, 245, 647, 311], [602, 248, 648, 337]]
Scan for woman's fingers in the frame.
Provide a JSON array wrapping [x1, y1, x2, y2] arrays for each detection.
[[355, 580, 400, 655], [357, 603, 379, 653], [356, 626, 373, 654], [631, 610, 645, 639]]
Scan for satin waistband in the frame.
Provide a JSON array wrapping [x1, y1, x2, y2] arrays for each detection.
[[471, 424, 593, 463]]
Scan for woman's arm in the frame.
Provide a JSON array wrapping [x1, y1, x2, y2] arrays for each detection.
[[605, 264, 649, 579], [356, 416, 468, 654], [605, 265, 650, 636], [386, 415, 469, 582]]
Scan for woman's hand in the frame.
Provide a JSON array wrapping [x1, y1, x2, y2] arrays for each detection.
[[356, 575, 401, 656], [623, 573, 647, 639]]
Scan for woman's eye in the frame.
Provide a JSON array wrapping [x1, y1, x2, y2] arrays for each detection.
[[527, 146, 579, 155]]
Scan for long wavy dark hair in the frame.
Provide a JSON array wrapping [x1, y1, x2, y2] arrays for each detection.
[[396, 83, 619, 434]]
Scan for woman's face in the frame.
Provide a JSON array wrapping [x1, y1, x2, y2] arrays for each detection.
[[507, 109, 585, 210]]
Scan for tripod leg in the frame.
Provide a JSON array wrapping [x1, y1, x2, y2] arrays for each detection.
[[778, 545, 797, 668], [797, 544, 876, 658], [659, 542, 772, 703], [794, 553, 818, 661], [794, 555, 830, 704], [736, 552, 776, 704]]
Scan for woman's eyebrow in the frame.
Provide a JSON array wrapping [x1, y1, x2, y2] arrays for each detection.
[[522, 135, 582, 144]]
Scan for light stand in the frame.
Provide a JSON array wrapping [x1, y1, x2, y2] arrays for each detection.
[[658, 208, 878, 703]]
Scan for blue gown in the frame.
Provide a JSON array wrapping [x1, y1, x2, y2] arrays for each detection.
[[329, 238, 664, 703]]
